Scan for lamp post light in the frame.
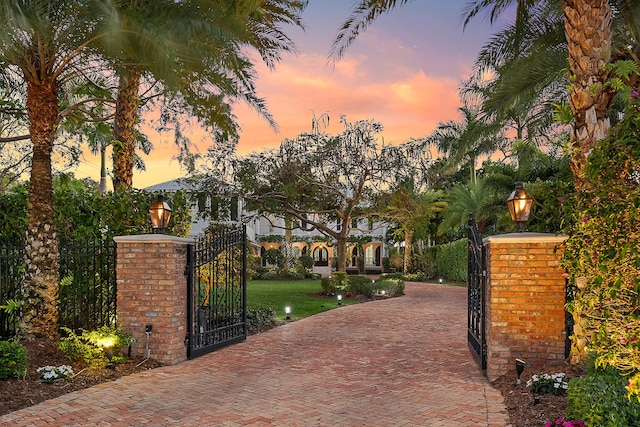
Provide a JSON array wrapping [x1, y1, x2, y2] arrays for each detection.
[[507, 182, 533, 232], [149, 194, 172, 234], [337, 294, 342, 306], [285, 306, 291, 320]]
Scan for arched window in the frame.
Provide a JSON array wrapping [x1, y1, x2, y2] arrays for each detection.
[[365, 246, 374, 265], [375, 246, 381, 266], [261, 246, 267, 267], [351, 247, 358, 267]]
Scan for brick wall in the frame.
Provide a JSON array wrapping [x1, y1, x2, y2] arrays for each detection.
[[484, 233, 568, 381], [114, 234, 193, 366]]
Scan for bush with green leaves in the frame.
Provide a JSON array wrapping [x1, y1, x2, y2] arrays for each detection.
[[321, 272, 350, 295], [0, 176, 192, 244], [567, 363, 640, 426], [380, 272, 429, 282], [435, 239, 467, 282], [246, 305, 277, 335], [320, 274, 404, 297], [297, 255, 314, 270], [263, 248, 284, 267], [374, 278, 405, 296], [561, 73, 640, 401], [0, 340, 28, 379], [57, 326, 132, 367]]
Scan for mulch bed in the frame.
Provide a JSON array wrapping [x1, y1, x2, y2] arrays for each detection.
[[0, 338, 161, 416], [491, 362, 586, 427]]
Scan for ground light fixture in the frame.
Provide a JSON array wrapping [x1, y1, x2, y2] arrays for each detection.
[[285, 306, 291, 320], [439, 278, 443, 284], [337, 294, 342, 306], [506, 181, 533, 232], [149, 194, 172, 234], [516, 358, 526, 385]]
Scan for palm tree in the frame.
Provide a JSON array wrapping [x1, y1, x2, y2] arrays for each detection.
[[437, 179, 503, 235], [335, 0, 624, 192], [429, 103, 505, 186], [0, 0, 118, 338], [106, 0, 307, 191], [463, 0, 568, 147], [375, 181, 445, 272]]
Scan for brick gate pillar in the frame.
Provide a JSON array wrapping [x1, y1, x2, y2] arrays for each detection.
[[484, 233, 568, 381], [114, 234, 193, 366]]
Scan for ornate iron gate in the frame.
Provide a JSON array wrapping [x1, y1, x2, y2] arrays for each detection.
[[186, 225, 247, 359], [467, 216, 487, 369]]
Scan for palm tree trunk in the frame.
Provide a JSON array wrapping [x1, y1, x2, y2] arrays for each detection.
[[112, 68, 141, 192], [20, 78, 61, 339], [563, 0, 613, 364], [563, 0, 613, 191]]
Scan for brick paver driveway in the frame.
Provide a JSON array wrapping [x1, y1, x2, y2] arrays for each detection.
[[1, 282, 510, 426]]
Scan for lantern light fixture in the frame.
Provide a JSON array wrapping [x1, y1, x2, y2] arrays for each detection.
[[149, 194, 172, 234], [507, 182, 533, 232]]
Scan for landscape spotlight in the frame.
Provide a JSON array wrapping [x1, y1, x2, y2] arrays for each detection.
[[516, 358, 526, 385]]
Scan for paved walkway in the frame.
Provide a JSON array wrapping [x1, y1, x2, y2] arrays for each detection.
[[1, 283, 510, 427]]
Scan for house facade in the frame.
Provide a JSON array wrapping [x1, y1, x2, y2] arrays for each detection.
[[145, 179, 389, 275]]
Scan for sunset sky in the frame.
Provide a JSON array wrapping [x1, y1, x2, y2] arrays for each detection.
[[73, 1, 513, 189]]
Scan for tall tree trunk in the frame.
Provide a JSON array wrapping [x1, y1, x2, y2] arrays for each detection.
[[403, 228, 413, 273], [20, 78, 61, 339], [563, 0, 613, 364], [112, 68, 141, 192], [99, 144, 108, 195], [563, 0, 613, 191], [335, 237, 347, 272], [283, 214, 293, 268]]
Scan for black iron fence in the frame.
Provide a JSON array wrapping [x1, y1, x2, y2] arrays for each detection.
[[0, 238, 117, 338]]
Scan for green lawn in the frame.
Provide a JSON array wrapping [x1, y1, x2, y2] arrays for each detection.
[[247, 279, 359, 321]]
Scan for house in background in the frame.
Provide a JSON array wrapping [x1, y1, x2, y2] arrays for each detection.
[[146, 179, 388, 275]]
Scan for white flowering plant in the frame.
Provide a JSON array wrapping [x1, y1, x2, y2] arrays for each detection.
[[526, 372, 569, 396], [36, 365, 74, 383]]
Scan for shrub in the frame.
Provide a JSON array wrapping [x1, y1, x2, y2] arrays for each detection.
[[297, 255, 314, 270], [566, 364, 640, 426], [246, 305, 277, 335], [263, 248, 284, 267], [321, 274, 404, 297], [380, 272, 429, 283], [435, 239, 467, 281], [57, 326, 132, 367], [348, 276, 375, 296], [0, 340, 28, 379], [374, 278, 405, 296]]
